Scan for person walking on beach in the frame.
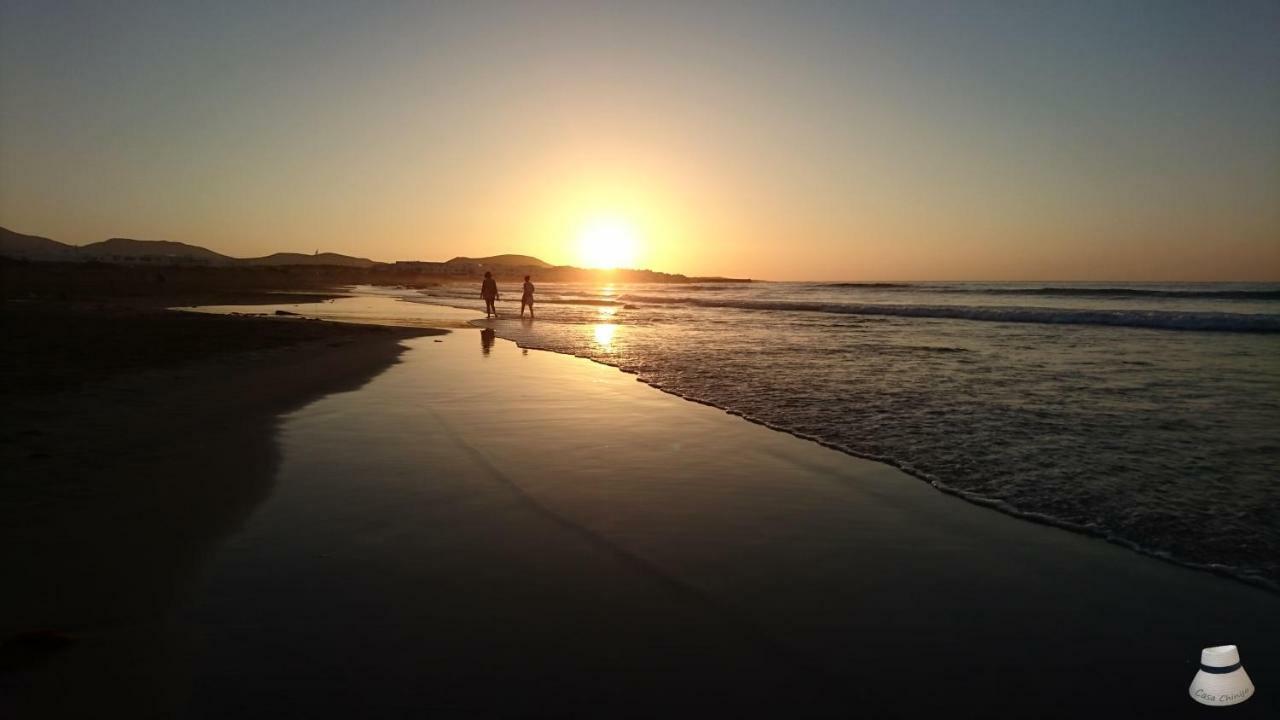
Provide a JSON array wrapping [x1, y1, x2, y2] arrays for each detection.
[[521, 275, 535, 319], [481, 271, 499, 318]]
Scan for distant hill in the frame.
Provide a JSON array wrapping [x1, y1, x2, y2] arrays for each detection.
[[0, 226, 78, 260], [446, 254, 553, 269], [79, 238, 235, 265], [241, 252, 377, 268], [0, 231, 379, 268], [0, 226, 742, 281]]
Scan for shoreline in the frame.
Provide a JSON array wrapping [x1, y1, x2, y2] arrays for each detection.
[[197, 289, 1280, 593], [176, 289, 1280, 593], [446, 301, 1280, 595], [618, 386, 1280, 595]]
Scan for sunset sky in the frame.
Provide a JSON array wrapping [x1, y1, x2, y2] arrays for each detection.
[[2, 1, 1277, 280]]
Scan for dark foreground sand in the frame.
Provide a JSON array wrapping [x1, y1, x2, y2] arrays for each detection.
[[3, 296, 1277, 719], [0, 298, 442, 714]]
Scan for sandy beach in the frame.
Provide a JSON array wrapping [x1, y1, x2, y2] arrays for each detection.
[[5, 3, 1276, 716], [5, 294, 1276, 718], [0, 295, 443, 713]]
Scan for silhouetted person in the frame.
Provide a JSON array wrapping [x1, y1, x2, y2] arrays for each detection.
[[521, 275, 535, 319], [481, 271, 499, 318], [480, 327, 496, 355]]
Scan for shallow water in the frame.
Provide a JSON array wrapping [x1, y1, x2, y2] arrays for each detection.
[[398, 280, 1280, 588]]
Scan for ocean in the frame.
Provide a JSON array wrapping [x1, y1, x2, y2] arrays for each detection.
[[391, 280, 1280, 588]]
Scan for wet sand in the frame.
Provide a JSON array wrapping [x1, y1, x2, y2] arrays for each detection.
[[142, 322, 1280, 716], [180, 288, 481, 331], [5, 296, 1278, 718]]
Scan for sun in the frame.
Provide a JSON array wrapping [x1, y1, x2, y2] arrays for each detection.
[[577, 217, 638, 270]]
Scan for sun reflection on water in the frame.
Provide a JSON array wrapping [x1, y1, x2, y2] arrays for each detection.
[[593, 323, 617, 350]]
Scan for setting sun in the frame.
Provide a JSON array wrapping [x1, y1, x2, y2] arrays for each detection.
[[576, 217, 639, 270]]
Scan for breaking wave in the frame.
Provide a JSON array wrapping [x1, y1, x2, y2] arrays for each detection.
[[948, 287, 1280, 300], [617, 295, 1280, 333]]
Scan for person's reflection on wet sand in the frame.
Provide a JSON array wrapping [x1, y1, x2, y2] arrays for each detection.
[[480, 328, 496, 356]]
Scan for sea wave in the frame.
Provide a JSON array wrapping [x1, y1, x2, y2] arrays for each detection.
[[530, 297, 625, 307], [616, 295, 1280, 332], [816, 284, 1280, 299], [820, 282, 914, 289], [945, 287, 1280, 300]]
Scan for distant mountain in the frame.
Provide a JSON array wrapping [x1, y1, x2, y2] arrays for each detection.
[[1, 226, 735, 281], [0, 231, 378, 268], [241, 252, 377, 268], [78, 237, 235, 265], [446, 254, 553, 269], [0, 226, 78, 260]]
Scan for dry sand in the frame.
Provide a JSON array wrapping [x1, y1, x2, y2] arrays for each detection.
[[0, 299, 443, 714]]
